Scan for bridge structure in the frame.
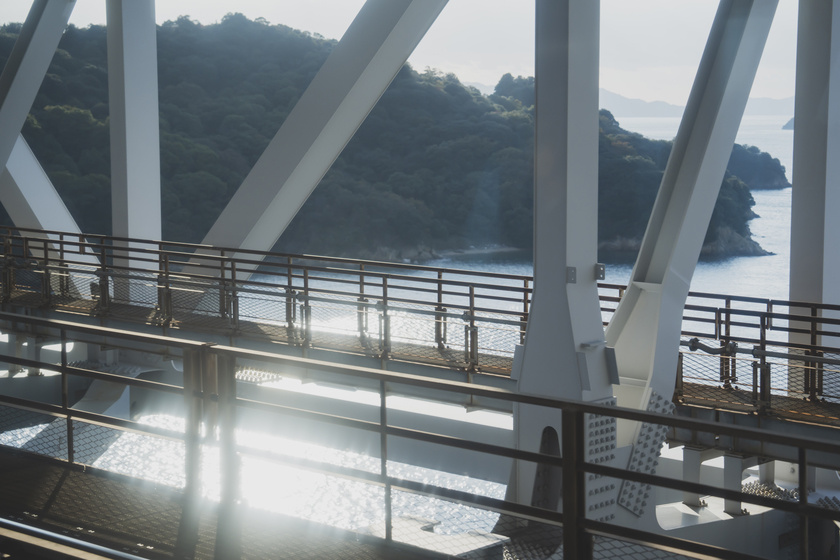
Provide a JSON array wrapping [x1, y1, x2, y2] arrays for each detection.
[[1, 0, 840, 559]]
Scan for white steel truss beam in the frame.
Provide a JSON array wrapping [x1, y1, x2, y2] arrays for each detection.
[[200, 0, 448, 254], [0, 1, 92, 279], [507, 0, 608, 508], [1, 136, 80, 234], [789, 0, 840, 311], [1, 137, 98, 292], [605, 0, 776, 425], [0, 0, 74, 174]]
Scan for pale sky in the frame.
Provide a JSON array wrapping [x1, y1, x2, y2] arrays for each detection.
[[1, 0, 799, 105]]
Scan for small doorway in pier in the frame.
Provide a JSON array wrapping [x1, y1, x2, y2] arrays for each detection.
[[531, 426, 561, 510]]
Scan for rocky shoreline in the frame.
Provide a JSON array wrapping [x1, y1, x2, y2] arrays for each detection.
[[355, 232, 769, 265], [598, 225, 770, 260]]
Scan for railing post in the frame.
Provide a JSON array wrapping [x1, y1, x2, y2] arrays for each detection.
[[2, 237, 13, 303], [215, 351, 241, 559], [720, 299, 732, 389], [58, 233, 69, 297], [302, 269, 312, 350], [158, 253, 172, 325], [286, 256, 296, 338], [380, 380, 392, 541], [562, 408, 591, 559], [40, 239, 51, 306], [435, 271, 446, 349], [521, 278, 529, 344], [60, 329, 73, 464], [807, 306, 819, 401], [96, 239, 110, 313], [465, 285, 477, 371], [229, 262, 239, 329], [675, 352, 684, 401], [380, 277, 391, 361], [176, 348, 204, 558], [757, 317, 771, 412], [358, 264, 368, 340], [798, 447, 809, 560], [217, 251, 227, 318]]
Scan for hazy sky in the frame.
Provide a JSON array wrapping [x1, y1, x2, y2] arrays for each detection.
[[1, 0, 798, 105]]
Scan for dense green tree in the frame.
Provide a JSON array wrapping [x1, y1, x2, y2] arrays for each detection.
[[0, 16, 789, 261]]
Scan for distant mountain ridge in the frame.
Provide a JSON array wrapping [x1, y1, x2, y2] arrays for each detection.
[[599, 89, 684, 117], [600, 88, 794, 118]]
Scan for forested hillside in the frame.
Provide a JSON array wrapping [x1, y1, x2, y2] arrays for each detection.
[[0, 14, 790, 261]]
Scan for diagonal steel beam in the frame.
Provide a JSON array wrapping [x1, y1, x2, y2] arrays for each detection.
[[200, 0, 447, 255], [0, 0, 75, 173], [605, 0, 777, 421], [0, 1, 93, 280], [1, 136, 98, 295], [1, 135, 81, 235]]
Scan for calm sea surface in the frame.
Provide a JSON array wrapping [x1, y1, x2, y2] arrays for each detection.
[[429, 115, 795, 300]]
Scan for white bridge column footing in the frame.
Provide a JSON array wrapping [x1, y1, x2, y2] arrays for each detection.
[[507, 0, 612, 513], [603, 0, 776, 529]]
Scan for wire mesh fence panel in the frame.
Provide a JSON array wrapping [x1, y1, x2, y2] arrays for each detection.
[[235, 287, 293, 341], [385, 302, 449, 363], [110, 271, 158, 308], [474, 313, 521, 373], [821, 353, 840, 402], [9, 267, 44, 307], [166, 277, 232, 334], [53, 265, 101, 313], [766, 345, 810, 399], [308, 294, 366, 337], [678, 341, 725, 386]]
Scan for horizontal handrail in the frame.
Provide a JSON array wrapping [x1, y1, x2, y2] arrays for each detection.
[[0, 309, 836, 559]]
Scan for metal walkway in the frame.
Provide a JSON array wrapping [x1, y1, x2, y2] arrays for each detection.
[[0, 308, 835, 559], [3, 227, 840, 428], [0, 449, 452, 560]]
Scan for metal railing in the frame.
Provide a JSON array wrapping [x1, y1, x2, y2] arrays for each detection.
[[0, 310, 837, 559], [0, 227, 531, 375], [597, 282, 840, 416], [4, 227, 840, 414]]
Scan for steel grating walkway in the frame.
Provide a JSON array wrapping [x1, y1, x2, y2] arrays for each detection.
[[0, 447, 701, 560], [0, 448, 457, 560]]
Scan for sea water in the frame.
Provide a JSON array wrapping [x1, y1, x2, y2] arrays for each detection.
[[430, 115, 795, 300]]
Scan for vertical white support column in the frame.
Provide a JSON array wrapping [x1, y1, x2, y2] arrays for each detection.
[[25, 336, 41, 376], [605, 0, 777, 421], [107, 0, 161, 241], [107, 0, 161, 303], [723, 454, 746, 515], [789, 0, 840, 351], [759, 461, 775, 485], [682, 447, 704, 507], [508, 0, 611, 509], [0, 0, 75, 171]]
